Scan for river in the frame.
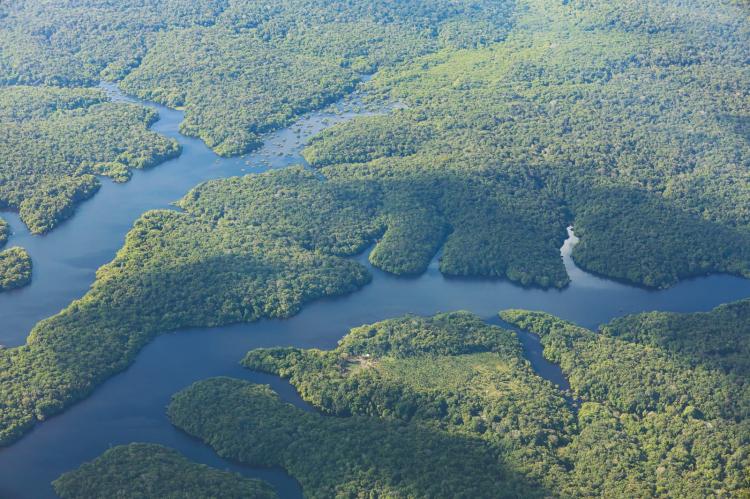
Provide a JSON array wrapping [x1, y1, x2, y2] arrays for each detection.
[[0, 84, 749, 498]]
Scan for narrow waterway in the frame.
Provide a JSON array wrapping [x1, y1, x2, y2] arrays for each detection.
[[0, 81, 377, 348], [1, 85, 750, 499]]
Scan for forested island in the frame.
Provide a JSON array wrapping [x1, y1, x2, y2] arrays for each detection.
[[0, 219, 31, 292], [0, 247, 32, 292], [56, 301, 750, 497]]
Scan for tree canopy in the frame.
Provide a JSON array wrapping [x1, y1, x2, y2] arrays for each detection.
[[0, 247, 32, 292], [0, 85, 180, 233], [238, 304, 750, 497], [304, 0, 750, 288], [53, 443, 278, 499], [1, 0, 514, 156], [168, 377, 537, 498]]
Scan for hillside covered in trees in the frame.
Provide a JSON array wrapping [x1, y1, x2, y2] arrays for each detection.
[[53, 443, 278, 499]]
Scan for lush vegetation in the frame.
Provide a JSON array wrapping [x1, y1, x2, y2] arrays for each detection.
[[0, 0, 513, 87], [0, 246, 32, 292], [323, 155, 569, 285], [602, 299, 750, 379], [303, 0, 750, 288], [0, 150, 573, 443], [502, 303, 750, 497], [0, 218, 7, 246], [48, 306, 746, 496], [1, 2, 749, 483], [244, 312, 573, 490], [168, 377, 535, 498], [0, 167, 381, 445], [238, 306, 750, 497], [52, 443, 278, 499], [1, 0, 514, 156], [0, 85, 180, 233], [0, 0, 748, 283], [122, 30, 358, 156], [0, 219, 32, 292]]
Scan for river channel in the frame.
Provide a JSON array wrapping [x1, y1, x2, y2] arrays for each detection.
[[1, 83, 749, 498]]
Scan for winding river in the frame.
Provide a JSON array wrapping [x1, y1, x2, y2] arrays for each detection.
[[1, 84, 750, 498]]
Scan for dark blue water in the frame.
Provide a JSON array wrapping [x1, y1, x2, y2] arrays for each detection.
[[1, 86, 749, 499], [0, 82, 377, 348], [488, 315, 570, 392]]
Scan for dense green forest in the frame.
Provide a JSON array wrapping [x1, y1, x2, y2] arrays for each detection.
[[239, 305, 750, 497], [168, 377, 534, 498], [0, 162, 565, 445], [243, 312, 573, 491], [1, 0, 513, 156], [0, 247, 32, 292], [304, 0, 750, 288], [52, 443, 278, 499], [0, 219, 31, 292], [48, 303, 750, 496], [0, 0, 748, 282], [0, 168, 378, 445], [602, 299, 750, 379], [501, 304, 750, 497], [0, 0, 748, 479], [0, 86, 180, 233], [0, 0, 513, 87], [0, 218, 7, 247], [47, 304, 750, 497]]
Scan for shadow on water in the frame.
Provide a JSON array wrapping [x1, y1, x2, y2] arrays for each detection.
[[1, 85, 750, 498]]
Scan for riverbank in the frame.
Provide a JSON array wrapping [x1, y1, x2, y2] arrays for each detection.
[[1, 85, 749, 498]]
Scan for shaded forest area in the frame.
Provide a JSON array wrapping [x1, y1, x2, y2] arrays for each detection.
[[0, 218, 30, 292], [53, 443, 278, 499], [236, 303, 748, 496], [66, 302, 748, 497], [0, 0, 747, 286], [305, 0, 750, 288], [0, 247, 31, 292]]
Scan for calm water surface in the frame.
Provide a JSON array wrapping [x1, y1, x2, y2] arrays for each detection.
[[1, 86, 749, 498]]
